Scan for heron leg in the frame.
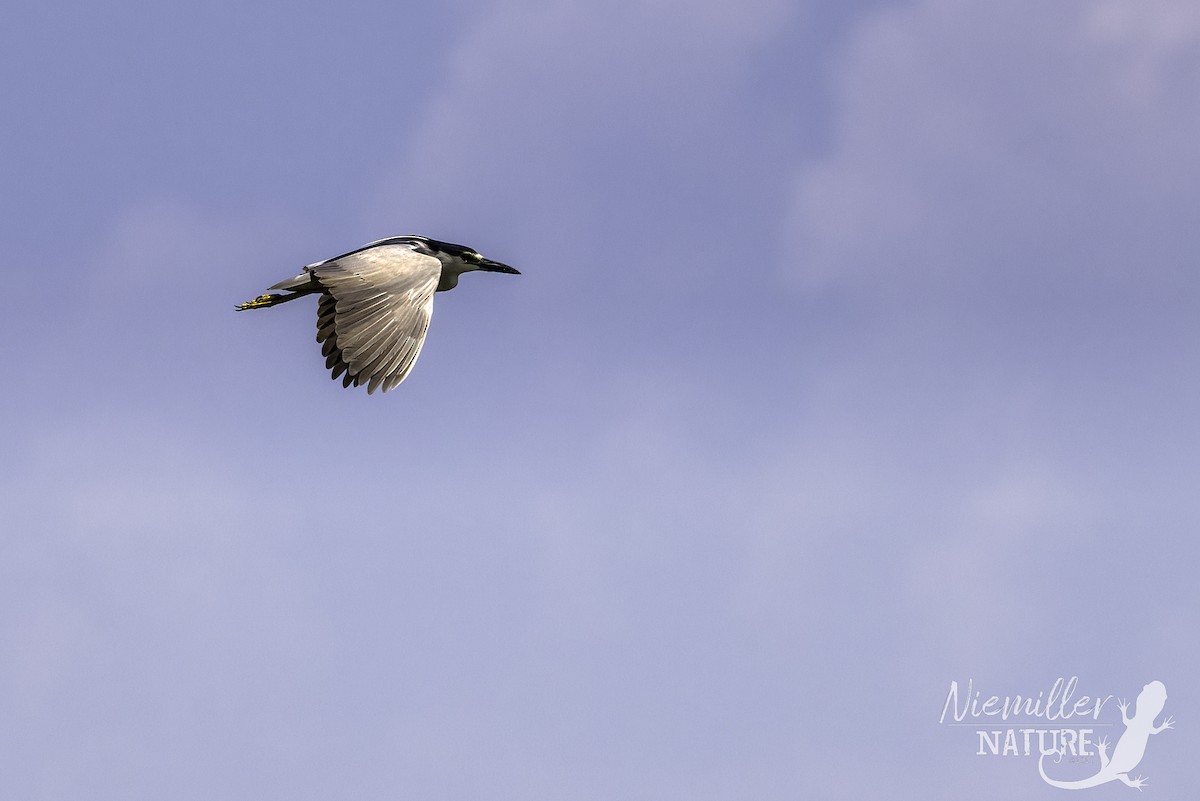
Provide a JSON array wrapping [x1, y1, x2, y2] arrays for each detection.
[[235, 292, 307, 311]]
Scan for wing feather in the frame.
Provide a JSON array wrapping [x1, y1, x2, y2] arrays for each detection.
[[307, 243, 441, 392]]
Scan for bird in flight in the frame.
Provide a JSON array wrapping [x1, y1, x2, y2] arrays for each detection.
[[237, 235, 519, 393]]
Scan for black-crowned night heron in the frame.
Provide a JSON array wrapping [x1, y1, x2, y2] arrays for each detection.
[[237, 235, 519, 393]]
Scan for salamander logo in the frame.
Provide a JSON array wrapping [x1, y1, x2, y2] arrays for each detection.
[[939, 677, 1173, 790]]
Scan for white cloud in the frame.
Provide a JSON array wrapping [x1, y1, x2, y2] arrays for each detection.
[[366, 0, 802, 250], [785, 0, 1200, 291], [904, 464, 1098, 665], [85, 197, 306, 302], [1086, 0, 1200, 65]]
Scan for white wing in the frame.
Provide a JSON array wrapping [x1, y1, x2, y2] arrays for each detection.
[[311, 243, 441, 393]]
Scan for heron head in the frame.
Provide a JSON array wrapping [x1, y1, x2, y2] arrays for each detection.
[[423, 238, 520, 276]]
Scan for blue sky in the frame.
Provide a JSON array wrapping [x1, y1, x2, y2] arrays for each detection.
[[2, 1, 1198, 798]]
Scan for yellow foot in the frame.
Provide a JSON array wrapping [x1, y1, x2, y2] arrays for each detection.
[[235, 294, 277, 311]]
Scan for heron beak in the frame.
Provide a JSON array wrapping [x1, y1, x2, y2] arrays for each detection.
[[478, 258, 520, 275]]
